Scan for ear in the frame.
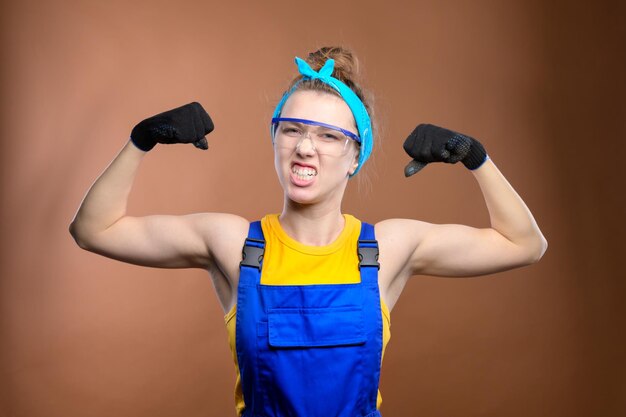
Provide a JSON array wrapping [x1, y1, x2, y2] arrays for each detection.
[[348, 150, 359, 176]]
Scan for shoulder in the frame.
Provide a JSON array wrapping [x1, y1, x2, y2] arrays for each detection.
[[189, 213, 250, 266], [375, 218, 434, 243], [193, 212, 250, 243], [345, 216, 433, 246], [187, 214, 251, 312], [374, 218, 435, 288]]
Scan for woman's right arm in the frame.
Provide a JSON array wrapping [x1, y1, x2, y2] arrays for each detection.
[[69, 104, 249, 271]]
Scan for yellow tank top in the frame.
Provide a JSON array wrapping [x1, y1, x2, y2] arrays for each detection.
[[224, 214, 391, 416]]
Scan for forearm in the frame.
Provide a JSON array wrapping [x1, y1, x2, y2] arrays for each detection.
[[70, 140, 146, 242], [472, 158, 547, 258]]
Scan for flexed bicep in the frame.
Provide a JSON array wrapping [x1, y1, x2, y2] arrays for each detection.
[[410, 223, 537, 277], [80, 213, 213, 269], [377, 218, 539, 285]]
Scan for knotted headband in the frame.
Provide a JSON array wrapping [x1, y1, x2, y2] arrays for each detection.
[[271, 57, 373, 176]]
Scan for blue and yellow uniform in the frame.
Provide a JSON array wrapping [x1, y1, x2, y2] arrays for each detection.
[[225, 214, 391, 416]]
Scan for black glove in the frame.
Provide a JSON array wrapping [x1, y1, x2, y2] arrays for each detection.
[[403, 124, 487, 177], [130, 102, 214, 152]]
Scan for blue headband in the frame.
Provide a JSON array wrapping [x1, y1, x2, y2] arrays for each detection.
[[271, 57, 373, 176]]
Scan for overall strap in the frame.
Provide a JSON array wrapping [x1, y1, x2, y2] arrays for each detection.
[[239, 221, 265, 285], [358, 222, 380, 285], [357, 221, 383, 414]]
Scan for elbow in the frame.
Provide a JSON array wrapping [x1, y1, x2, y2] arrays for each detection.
[[525, 235, 548, 265], [68, 221, 93, 250], [536, 233, 548, 261]]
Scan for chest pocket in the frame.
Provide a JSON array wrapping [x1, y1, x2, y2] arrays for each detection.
[[268, 306, 366, 348]]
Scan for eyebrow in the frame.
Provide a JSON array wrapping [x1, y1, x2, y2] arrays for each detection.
[[272, 117, 360, 143]]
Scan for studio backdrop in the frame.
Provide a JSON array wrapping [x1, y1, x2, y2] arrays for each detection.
[[1, 0, 624, 416]]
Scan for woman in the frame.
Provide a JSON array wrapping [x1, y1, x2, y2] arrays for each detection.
[[70, 46, 547, 417]]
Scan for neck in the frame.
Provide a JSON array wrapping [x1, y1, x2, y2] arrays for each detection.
[[279, 199, 346, 246]]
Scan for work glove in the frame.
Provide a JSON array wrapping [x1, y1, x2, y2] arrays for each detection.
[[130, 102, 214, 152], [403, 124, 487, 177]]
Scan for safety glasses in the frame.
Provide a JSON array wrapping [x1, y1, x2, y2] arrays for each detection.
[[271, 117, 361, 156]]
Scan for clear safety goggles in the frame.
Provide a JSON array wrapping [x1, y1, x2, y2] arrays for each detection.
[[271, 117, 361, 156]]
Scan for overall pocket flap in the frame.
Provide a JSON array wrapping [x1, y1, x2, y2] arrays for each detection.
[[268, 306, 366, 348]]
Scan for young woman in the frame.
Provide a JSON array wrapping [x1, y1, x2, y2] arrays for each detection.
[[70, 46, 547, 417]]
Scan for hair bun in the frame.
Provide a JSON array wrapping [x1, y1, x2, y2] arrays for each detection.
[[306, 46, 358, 86]]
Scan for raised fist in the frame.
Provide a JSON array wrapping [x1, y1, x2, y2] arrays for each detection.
[[403, 124, 487, 176], [130, 102, 214, 152]]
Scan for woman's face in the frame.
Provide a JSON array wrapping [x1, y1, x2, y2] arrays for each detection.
[[273, 90, 359, 207]]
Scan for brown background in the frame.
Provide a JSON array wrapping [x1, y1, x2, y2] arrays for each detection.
[[1, 0, 625, 416]]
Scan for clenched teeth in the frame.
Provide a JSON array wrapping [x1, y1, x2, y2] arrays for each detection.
[[292, 166, 317, 179]]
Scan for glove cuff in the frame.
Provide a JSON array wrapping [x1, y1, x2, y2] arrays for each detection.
[[130, 126, 157, 152], [462, 138, 487, 170]]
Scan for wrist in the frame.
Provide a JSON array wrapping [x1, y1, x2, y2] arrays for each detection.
[[128, 136, 155, 152], [462, 138, 487, 170], [129, 129, 156, 152]]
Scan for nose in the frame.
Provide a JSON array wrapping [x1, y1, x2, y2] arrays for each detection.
[[295, 132, 317, 155]]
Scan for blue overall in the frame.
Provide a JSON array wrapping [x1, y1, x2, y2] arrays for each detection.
[[236, 221, 383, 417]]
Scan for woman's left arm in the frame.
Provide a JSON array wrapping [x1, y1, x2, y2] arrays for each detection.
[[412, 157, 547, 277], [379, 125, 547, 279]]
